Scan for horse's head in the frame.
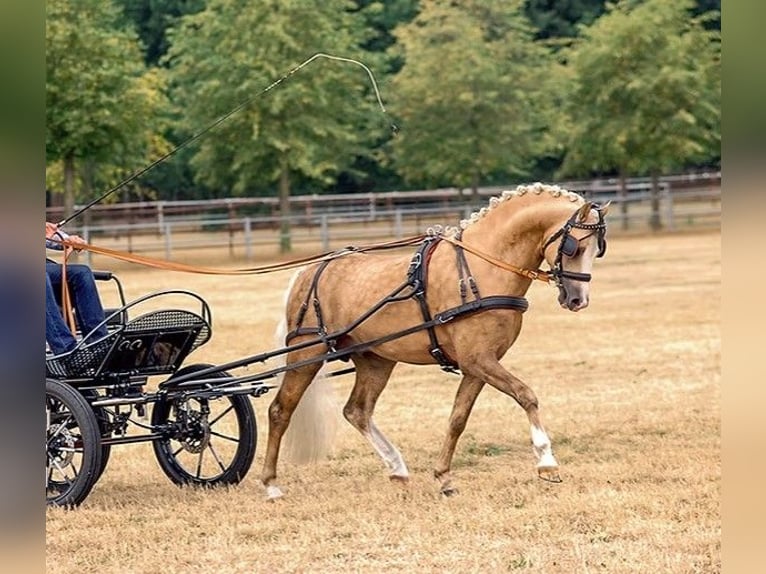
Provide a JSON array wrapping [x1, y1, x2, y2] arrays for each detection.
[[542, 201, 609, 312]]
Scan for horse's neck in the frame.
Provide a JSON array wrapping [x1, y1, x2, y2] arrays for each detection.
[[464, 202, 546, 263], [459, 198, 563, 293]]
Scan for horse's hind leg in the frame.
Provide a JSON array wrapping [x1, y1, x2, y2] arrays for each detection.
[[260, 355, 323, 500], [342, 354, 409, 482], [434, 374, 485, 495], [463, 357, 561, 483]]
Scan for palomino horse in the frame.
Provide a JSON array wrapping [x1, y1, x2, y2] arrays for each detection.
[[261, 183, 608, 499]]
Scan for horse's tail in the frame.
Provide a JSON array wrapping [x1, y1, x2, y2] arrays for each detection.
[[273, 268, 340, 465]]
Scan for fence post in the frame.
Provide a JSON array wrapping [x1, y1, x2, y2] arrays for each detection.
[[244, 217, 253, 260], [320, 214, 330, 251], [664, 183, 675, 231], [368, 192, 376, 221], [157, 201, 164, 235], [394, 209, 402, 239], [164, 223, 172, 260]]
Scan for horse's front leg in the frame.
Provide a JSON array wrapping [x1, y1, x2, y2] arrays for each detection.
[[463, 357, 561, 483], [434, 374, 485, 495]]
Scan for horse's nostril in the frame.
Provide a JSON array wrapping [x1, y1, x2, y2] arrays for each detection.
[[570, 298, 581, 308]]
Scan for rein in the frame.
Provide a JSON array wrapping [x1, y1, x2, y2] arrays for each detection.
[[60, 248, 77, 334], [439, 234, 552, 283], [54, 201, 605, 283], [53, 234, 428, 276]]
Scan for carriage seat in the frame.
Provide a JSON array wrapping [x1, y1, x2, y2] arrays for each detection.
[[46, 308, 211, 381]]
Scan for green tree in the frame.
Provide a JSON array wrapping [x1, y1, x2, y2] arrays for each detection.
[[46, 0, 168, 218], [524, 0, 607, 40], [388, 0, 559, 194], [559, 0, 720, 230], [116, 0, 206, 66], [357, 0, 421, 53], [166, 0, 382, 251]]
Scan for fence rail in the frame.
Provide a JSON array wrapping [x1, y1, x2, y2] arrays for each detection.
[[51, 178, 721, 265], [46, 171, 720, 220]]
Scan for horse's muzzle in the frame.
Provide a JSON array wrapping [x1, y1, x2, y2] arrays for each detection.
[[557, 283, 589, 312]]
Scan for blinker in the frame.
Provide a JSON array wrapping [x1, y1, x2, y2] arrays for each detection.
[[597, 236, 607, 258], [561, 234, 578, 258]]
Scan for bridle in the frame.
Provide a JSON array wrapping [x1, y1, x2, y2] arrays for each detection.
[[541, 205, 608, 289]]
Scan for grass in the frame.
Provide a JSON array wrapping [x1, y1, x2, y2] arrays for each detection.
[[46, 229, 720, 574]]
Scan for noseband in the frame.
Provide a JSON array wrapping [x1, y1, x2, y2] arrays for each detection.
[[542, 205, 607, 288]]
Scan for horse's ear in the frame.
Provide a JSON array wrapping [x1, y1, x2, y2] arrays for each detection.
[[576, 201, 593, 222], [598, 200, 611, 217]]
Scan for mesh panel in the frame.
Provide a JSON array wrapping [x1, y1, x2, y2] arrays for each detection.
[[124, 310, 210, 351], [46, 332, 119, 378], [46, 310, 211, 379]]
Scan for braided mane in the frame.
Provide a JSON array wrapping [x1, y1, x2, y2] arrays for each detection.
[[438, 182, 585, 236]]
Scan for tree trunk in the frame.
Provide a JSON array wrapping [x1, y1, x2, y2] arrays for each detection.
[[618, 170, 628, 231], [649, 171, 662, 231], [471, 171, 480, 199], [63, 154, 76, 221], [82, 159, 94, 230], [278, 158, 292, 253]]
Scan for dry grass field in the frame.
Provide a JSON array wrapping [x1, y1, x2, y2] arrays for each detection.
[[46, 229, 720, 574]]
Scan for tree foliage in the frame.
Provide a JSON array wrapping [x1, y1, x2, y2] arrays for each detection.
[[116, 0, 206, 66], [46, 0, 168, 214], [559, 0, 720, 178], [166, 0, 384, 249], [388, 0, 560, 192], [524, 0, 607, 39], [45, 0, 722, 208], [167, 0, 387, 192]]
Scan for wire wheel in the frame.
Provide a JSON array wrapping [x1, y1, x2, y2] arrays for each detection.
[[79, 389, 112, 482], [151, 364, 256, 487], [46, 379, 102, 507]]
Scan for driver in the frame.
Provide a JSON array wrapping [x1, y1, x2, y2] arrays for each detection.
[[45, 222, 108, 355]]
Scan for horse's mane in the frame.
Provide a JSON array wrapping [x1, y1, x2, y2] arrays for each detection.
[[438, 182, 585, 236]]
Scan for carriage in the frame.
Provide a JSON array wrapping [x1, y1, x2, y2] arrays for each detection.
[[47, 185, 608, 506], [45, 271, 274, 507]]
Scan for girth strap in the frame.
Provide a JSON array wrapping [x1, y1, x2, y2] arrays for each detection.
[[408, 232, 530, 373], [406, 237, 457, 372]]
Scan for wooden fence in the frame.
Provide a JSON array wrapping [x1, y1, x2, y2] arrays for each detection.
[[46, 171, 721, 266]]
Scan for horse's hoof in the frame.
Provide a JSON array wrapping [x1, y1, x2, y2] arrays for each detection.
[[265, 485, 285, 500], [537, 466, 562, 483]]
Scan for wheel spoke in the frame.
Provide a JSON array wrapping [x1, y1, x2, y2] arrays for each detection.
[[208, 429, 240, 443], [46, 463, 54, 486], [47, 415, 74, 444], [208, 403, 235, 426], [49, 458, 73, 487], [206, 442, 227, 473], [195, 449, 205, 479]]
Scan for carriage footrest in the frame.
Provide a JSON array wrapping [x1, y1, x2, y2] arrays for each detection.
[[46, 332, 119, 379]]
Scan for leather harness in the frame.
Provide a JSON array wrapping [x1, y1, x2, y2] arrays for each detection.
[[285, 235, 529, 374]]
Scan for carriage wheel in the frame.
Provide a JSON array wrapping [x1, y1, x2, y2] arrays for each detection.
[[46, 379, 103, 507], [151, 364, 256, 487]]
